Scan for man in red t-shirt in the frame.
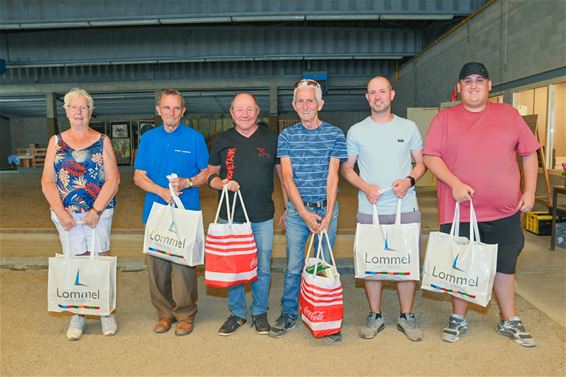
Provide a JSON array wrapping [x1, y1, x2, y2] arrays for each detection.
[[423, 62, 539, 347]]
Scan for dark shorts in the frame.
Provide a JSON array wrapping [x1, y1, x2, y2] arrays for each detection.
[[440, 212, 525, 274]]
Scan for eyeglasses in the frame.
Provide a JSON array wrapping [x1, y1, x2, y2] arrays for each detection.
[[294, 79, 321, 88], [65, 105, 91, 112]]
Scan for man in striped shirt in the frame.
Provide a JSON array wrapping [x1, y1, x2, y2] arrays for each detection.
[[269, 79, 347, 342]]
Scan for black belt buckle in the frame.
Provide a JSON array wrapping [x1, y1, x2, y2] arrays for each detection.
[[304, 200, 327, 209]]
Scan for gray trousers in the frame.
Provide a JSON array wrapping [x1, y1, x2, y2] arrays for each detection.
[[146, 256, 198, 322]]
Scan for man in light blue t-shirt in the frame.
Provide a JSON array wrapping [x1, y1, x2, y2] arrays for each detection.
[[269, 79, 347, 342], [341, 76, 426, 342]]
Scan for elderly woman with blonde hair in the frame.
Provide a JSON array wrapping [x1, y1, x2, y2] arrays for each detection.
[[41, 88, 120, 340]]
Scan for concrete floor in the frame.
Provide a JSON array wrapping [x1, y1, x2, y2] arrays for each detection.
[[1, 168, 565, 376]]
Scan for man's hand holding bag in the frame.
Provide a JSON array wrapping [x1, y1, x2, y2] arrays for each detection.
[[354, 199, 420, 281], [142, 182, 205, 266], [421, 199, 498, 307]]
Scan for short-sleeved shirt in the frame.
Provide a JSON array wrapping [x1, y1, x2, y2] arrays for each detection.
[[423, 102, 540, 224], [54, 134, 116, 213], [347, 115, 422, 215], [134, 124, 209, 223], [209, 126, 279, 223], [277, 122, 347, 203]]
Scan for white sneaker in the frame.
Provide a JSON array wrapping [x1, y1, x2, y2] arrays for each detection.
[[100, 315, 117, 336], [66, 315, 86, 341]]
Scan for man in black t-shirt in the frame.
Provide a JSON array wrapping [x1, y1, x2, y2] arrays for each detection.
[[207, 92, 286, 336]]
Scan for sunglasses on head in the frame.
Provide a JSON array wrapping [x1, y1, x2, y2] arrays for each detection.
[[294, 79, 321, 88]]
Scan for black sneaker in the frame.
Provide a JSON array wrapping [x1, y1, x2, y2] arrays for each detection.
[[218, 315, 246, 336], [251, 314, 271, 335], [326, 332, 342, 342], [269, 314, 297, 339]]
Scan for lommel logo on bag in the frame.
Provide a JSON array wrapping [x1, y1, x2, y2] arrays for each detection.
[[56, 268, 101, 310], [452, 254, 465, 272], [149, 222, 188, 251], [74, 270, 87, 286], [365, 230, 413, 277], [384, 232, 396, 251], [365, 231, 411, 266], [430, 249, 479, 297]]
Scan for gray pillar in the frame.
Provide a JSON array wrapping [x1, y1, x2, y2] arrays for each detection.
[[153, 89, 162, 125], [502, 89, 514, 105], [46, 92, 59, 138], [268, 85, 279, 132]]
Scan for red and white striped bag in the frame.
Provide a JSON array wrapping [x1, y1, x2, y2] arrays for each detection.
[[205, 187, 258, 288], [300, 230, 343, 338]]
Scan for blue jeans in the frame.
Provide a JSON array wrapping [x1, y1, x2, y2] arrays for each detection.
[[220, 218, 274, 319], [280, 201, 338, 318]]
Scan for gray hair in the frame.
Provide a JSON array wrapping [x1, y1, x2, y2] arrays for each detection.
[[63, 88, 94, 111], [293, 79, 323, 103], [157, 89, 186, 108]]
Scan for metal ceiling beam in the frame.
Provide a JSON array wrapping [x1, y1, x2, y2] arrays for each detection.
[[0, 0, 487, 29], [1, 26, 421, 68], [0, 76, 373, 96]]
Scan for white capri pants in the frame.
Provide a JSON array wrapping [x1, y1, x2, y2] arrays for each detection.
[[51, 209, 114, 256]]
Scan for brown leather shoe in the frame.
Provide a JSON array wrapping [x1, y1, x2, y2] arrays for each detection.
[[153, 318, 173, 334], [175, 320, 193, 336]]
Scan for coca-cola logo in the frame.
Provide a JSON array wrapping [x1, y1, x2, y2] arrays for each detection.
[[303, 306, 324, 321], [250, 257, 258, 269]]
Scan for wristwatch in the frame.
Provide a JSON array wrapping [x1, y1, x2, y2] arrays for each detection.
[[91, 207, 103, 216], [406, 175, 416, 187], [187, 177, 194, 188]]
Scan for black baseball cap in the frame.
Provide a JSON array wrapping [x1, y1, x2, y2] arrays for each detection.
[[459, 62, 489, 80]]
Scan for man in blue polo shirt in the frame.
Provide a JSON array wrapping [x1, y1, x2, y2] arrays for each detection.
[[134, 89, 208, 336], [269, 79, 347, 341]]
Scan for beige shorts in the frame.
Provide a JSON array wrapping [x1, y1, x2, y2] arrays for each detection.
[[51, 209, 114, 256]]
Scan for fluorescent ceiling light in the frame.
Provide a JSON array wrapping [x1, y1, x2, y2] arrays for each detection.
[[18, 21, 90, 29], [205, 56, 254, 62], [254, 56, 304, 61], [306, 14, 380, 21], [0, 97, 44, 102], [304, 55, 352, 60], [159, 58, 206, 63], [353, 55, 403, 60], [0, 24, 21, 29], [7, 62, 66, 68], [92, 94, 153, 100], [381, 14, 454, 20], [89, 19, 160, 26], [109, 59, 157, 65], [232, 15, 305, 22], [159, 17, 231, 24]]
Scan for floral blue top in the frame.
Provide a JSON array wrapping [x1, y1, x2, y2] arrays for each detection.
[[54, 134, 116, 213]]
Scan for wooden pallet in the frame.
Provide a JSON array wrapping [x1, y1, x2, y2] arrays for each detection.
[[31, 148, 47, 167]]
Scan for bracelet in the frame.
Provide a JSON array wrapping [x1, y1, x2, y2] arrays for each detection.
[[207, 173, 219, 188], [91, 207, 103, 216]]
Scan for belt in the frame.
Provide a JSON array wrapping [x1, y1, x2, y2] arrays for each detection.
[[303, 200, 327, 209]]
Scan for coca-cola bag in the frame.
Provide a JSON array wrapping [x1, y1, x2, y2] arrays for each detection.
[[204, 187, 258, 288], [300, 230, 343, 338]]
